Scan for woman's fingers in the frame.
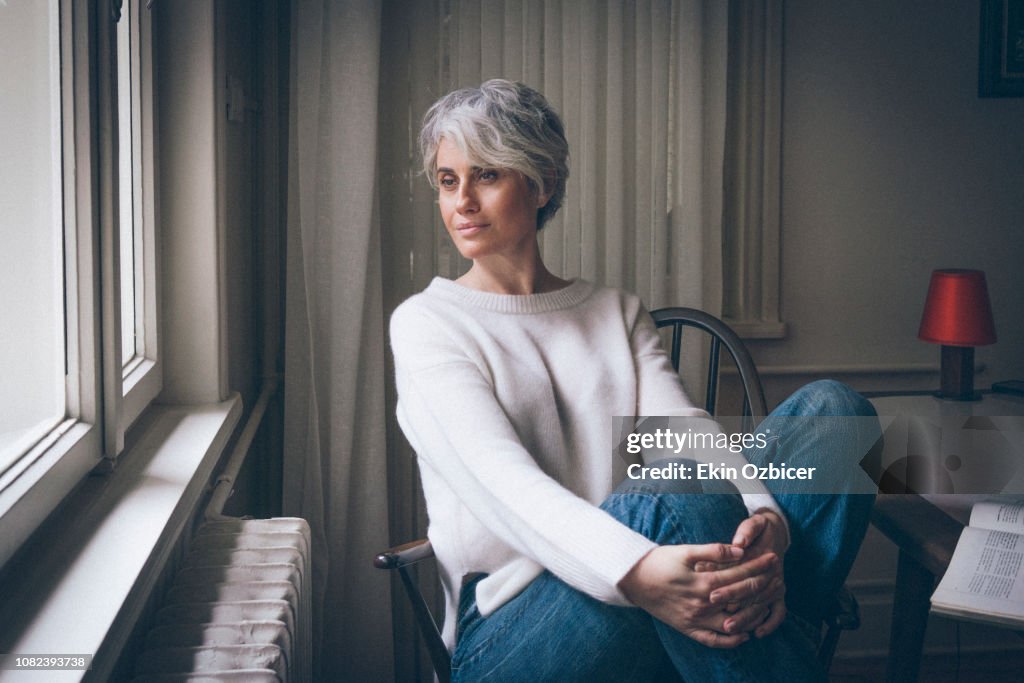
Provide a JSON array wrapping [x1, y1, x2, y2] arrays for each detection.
[[720, 576, 786, 635], [754, 599, 787, 638], [704, 552, 779, 599], [710, 566, 784, 604], [681, 542, 744, 567], [708, 573, 772, 607], [721, 602, 771, 634], [693, 558, 743, 573], [731, 514, 767, 548], [683, 626, 750, 649]]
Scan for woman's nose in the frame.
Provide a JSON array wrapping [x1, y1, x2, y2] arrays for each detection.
[[456, 182, 478, 213]]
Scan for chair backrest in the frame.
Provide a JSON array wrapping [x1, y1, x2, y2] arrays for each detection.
[[649, 307, 767, 429]]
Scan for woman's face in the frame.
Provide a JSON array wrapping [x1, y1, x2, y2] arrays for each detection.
[[434, 138, 549, 263]]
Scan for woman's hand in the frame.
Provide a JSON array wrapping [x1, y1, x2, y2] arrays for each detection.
[[617, 543, 780, 648], [696, 510, 789, 639]]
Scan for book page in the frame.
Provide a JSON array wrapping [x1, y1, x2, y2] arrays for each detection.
[[931, 527, 1024, 625], [968, 499, 1024, 534]]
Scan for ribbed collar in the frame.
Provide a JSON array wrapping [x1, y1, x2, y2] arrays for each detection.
[[426, 277, 595, 314]]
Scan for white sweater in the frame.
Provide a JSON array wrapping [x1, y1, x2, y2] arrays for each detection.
[[390, 277, 781, 649]]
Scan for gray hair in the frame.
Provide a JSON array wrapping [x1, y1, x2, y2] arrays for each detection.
[[419, 79, 569, 229]]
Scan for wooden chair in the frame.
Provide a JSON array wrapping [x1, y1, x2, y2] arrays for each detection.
[[375, 307, 859, 681]]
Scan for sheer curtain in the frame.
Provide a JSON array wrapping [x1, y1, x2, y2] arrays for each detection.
[[282, 1, 393, 680]]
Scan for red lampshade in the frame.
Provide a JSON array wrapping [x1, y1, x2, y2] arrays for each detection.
[[918, 269, 997, 347]]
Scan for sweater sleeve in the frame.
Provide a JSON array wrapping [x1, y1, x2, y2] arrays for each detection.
[[390, 302, 657, 607], [629, 309, 788, 528]]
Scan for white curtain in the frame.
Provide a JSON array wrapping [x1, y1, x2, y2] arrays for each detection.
[[283, 1, 393, 680]]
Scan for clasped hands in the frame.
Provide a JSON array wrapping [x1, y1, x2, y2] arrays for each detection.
[[618, 509, 789, 648]]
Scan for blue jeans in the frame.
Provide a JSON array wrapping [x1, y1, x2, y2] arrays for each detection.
[[450, 380, 880, 682]]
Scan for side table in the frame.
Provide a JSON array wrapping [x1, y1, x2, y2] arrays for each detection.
[[867, 391, 1024, 682]]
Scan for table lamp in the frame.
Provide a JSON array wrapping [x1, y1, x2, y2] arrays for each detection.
[[918, 269, 996, 401]]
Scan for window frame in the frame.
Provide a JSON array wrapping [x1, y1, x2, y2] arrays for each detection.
[[0, 0, 161, 570], [111, 0, 161, 450]]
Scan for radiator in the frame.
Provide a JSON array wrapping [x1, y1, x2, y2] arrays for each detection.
[[130, 518, 312, 683]]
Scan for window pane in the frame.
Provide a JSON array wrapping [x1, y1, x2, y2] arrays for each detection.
[[117, 1, 138, 368], [0, 0, 65, 470]]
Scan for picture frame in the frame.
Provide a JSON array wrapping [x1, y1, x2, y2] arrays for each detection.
[[979, 0, 1024, 97]]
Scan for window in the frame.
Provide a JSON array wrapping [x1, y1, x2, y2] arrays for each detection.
[[112, 0, 160, 439], [118, 0, 139, 371], [0, 0, 160, 569], [0, 0, 65, 474], [720, 0, 786, 339]]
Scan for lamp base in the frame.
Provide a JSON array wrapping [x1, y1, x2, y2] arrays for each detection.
[[937, 345, 980, 401]]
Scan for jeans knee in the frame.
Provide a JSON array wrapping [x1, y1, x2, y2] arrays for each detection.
[[795, 379, 875, 418], [601, 490, 746, 546], [772, 381, 882, 487]]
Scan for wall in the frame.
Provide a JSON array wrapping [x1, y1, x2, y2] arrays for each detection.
[[764, 0, 1024, 660], [215, 0, 284, 518], [751, 0, 1024, 406]]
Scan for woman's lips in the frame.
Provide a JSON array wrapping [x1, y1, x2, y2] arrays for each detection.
[[456, 223, 488, 236]]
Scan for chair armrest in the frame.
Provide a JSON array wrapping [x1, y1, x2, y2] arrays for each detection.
[[824, 585, 861, 630], [374, 538, 435, 569]]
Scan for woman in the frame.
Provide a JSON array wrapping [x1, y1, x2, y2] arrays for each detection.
[[390, 79, 877, 681]]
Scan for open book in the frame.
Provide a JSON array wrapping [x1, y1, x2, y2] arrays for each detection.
[[931, 499, 1024, 628]]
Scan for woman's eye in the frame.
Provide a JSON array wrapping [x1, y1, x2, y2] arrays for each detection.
[[479, 169, 498, 182], [439, 176, 456, 188]]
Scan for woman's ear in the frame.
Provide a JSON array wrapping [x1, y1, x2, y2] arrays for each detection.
[[536, 174, 555, 208]]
